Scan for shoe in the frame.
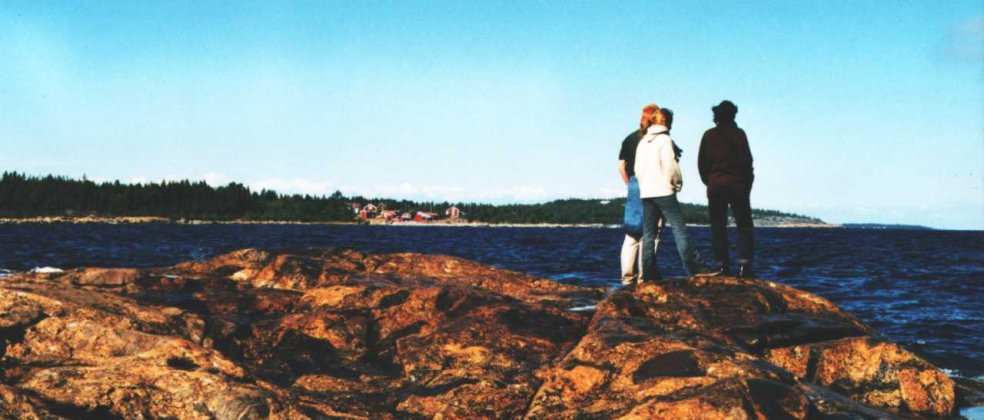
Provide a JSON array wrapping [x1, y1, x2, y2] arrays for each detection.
[[737, 265, 756, 279], [611, 283, 635, 294], [694, 267, 727, 277]]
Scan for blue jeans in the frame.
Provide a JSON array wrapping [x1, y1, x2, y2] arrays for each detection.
[[641, 194, 705, 280]]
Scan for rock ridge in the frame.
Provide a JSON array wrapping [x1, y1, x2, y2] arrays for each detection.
[[0, 248, 965, 418]]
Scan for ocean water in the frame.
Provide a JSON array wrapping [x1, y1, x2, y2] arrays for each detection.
[[0, 223, 980, 380]]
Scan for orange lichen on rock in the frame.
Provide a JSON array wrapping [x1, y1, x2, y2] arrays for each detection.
[[767, 337, 957, 417], [0, 248, 966, 418]]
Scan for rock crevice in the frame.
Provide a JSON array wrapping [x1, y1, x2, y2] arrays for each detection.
[[0, 248, 965, 419]]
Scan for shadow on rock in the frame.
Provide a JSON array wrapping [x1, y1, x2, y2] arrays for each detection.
[[0, 249, 961, 418]]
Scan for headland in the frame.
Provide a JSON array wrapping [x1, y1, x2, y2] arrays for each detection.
[[0, 248, 974, 418]]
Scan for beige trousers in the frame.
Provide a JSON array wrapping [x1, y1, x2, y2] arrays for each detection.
[[620, 234, 642, 285]]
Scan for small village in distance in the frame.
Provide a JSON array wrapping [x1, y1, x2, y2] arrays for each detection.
[[351, 202, 464, 224]]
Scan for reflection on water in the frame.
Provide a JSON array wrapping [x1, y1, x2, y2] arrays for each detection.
[[962, 406, 984, 420]]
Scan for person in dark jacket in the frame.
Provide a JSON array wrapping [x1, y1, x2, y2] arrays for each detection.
[[698, 100, 755, 278]]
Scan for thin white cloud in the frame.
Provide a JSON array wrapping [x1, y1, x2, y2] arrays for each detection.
[[367, 183, 560, 203], [162, 174, 195, 183], [598, 187, 624, 198], [251, 178, 336, 196], [203, 172, 230, 186], [374, 182, 422, 197], [421, 185, 467, 197], [473, 186, 550, 202]]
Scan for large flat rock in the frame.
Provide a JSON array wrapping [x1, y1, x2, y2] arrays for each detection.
[[0, 248, 963, 418]]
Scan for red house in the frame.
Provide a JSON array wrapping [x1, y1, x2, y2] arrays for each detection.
[[381, 210, 400, 222], [413, 211, 437, 222], [355, 203, 379, 220], [445, 206, 463, 219]]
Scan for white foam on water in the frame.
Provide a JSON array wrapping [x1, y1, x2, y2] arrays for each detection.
[[568, 305, 597, 312], [30, 266, 64, 274]]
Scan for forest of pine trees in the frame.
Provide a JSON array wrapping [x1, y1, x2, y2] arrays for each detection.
[[0, 172, 821, 225]]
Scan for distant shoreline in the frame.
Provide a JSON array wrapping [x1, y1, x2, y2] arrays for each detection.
[[0, 215, 840, 229]]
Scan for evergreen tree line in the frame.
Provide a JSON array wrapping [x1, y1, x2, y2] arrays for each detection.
[[0, 172, 821, 224], [0, 172, 352, 221]]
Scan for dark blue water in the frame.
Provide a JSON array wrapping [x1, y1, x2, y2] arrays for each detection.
[[0, 223, 980, 379]]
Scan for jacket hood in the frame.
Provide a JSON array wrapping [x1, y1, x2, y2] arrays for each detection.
[[642, 124, 669, 142]]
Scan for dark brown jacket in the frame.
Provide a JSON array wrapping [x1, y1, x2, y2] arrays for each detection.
[[697, 123, 754, 188]]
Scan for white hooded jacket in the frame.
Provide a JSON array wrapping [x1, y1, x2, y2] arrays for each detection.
[[634, 124, 682, 198]]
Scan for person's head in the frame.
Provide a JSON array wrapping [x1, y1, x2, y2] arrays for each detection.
[[712, 100, 738, 125], [639, 103, 666, 134], [662, 108, 674, 130]]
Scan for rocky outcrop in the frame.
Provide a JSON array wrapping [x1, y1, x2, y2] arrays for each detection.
[[0, 248, 966, 418], [525, 277, 956, 418]]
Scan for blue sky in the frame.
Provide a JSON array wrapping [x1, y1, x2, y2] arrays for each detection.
[[0, 1, 981, 229]]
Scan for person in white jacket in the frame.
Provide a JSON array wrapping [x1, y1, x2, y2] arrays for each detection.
[[634, 105, 711, 280], [617, 104, 661, 286]]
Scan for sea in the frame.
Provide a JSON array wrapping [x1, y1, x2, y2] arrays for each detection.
[[0, 223, 980, 383]]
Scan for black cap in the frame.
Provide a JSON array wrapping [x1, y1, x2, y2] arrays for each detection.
[[712, 100, 738, 115]]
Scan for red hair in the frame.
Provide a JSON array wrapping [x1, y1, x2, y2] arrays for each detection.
[[639, 103, 666, 135]]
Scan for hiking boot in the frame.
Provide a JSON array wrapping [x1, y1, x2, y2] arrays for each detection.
[[737, 265, 756, 279]]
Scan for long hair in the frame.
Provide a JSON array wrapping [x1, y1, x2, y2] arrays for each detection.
[[639, 104, 666, 137]]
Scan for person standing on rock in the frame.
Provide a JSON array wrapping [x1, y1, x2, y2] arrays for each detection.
[[618, 104, 661, 286], [698, 100, 755, 278], [634, 105, 712, 281]]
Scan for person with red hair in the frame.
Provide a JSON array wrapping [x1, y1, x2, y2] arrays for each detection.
[[616, 104, 661, 285], [634, 104, 713, 280]]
